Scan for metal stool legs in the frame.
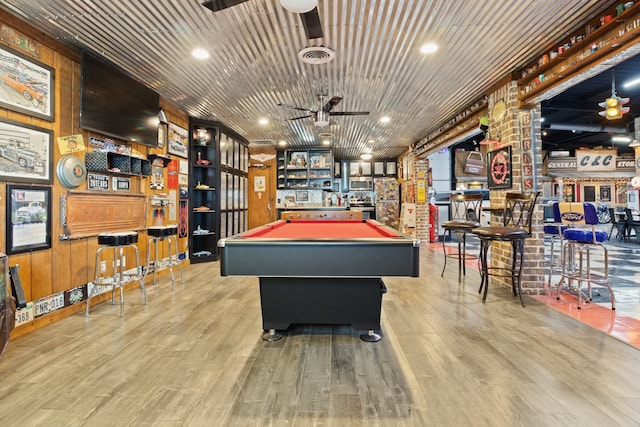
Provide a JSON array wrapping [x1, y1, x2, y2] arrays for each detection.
[[87, 243, 147, 316], [145, 235, 184, 290], [477, 238, 526, 307]]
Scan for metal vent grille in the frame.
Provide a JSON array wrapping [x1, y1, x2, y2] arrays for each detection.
[[298, 46, 335, 65]]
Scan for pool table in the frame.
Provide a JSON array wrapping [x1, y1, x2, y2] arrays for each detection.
[[218, 219, 420, 341]]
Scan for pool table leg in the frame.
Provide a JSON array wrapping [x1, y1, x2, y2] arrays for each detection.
[[262, 329, 283, 342], [360, 330, 381, 342]]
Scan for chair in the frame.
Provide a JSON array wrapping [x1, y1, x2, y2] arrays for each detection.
[[624, 208, 640, 244], [609, 208, 627, 241], [543, 202, 566, 287], [555, 202, 615, 310], [471, 192, 539, 306], [440, 193, 483, 281]]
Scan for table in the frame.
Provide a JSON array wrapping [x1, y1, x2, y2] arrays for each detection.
[[218, 219, 420, 341]]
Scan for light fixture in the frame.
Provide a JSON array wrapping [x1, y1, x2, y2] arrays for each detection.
[[192, 48, 209, 60], [280, 0, 317, 13], [420, 42, 438, 55], [598, 71, 630, 120], [278, 140, 287, 147], [360, 153, 373, 160], [623, 76, 640, 89], [629, 139, 640, 148], [612, 135, 631, 143], [158, 107, 168, 124], [380, 116, 390, 124], [258, 118, 269, 125]]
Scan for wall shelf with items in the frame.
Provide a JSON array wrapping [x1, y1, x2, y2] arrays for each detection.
[[279, 149, 333, 189], [85, 151, 151, 177], [518, 2, 640, 105], [189, 120, 219, 263]]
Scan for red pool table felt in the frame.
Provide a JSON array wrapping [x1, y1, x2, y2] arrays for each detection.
[[242, 220, 402, 239]]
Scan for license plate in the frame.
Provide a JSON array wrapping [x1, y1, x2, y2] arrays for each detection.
[[34, 292, 65, 317], [14, 302, 34, 327]]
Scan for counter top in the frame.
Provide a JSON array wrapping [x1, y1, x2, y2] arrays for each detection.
[[277, 206, 349, 210]]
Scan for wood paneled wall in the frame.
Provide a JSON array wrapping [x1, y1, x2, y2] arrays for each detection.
[[0, 10, 190, 336]]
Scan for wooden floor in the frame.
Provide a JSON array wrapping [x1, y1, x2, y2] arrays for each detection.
[[1, 247, 640, 426]]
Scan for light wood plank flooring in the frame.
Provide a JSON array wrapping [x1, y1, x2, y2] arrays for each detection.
[[1, 247, 640, 426]]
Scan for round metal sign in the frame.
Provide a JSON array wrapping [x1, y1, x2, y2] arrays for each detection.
[[57, 154, 87, 188]]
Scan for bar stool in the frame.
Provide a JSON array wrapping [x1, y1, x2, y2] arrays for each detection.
[[555, 202, 615, 310], [543, 202, 567, 287], [471, 192, 539, 306], [144, 225, 184, 289], [440, 193, 483, 281], [87, 231, 147, 316]]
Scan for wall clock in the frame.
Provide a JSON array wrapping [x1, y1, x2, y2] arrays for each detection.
[[492, 100, 507, 122]]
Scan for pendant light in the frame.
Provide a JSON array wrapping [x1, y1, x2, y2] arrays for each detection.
[[279, 0, 317, 13]]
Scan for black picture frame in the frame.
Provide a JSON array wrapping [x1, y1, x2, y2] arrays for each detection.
[[487, 146, 512, 190], [6, 184, 52, 254], [0, 118, 53, 184], [0, 45, 55, 121]]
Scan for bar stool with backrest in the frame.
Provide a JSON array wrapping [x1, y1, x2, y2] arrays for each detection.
[[544, 202, 567, 287], [471, 192, 539, 307], [555, 202, 615, 310], [440, 193, 483, 281]]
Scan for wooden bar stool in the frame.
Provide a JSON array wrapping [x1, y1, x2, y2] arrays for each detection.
[[555, 202, 615, 310], [145, 225, 184, 290], [87, 231, 147, 316], [471, 192, 539, 306], [440, 193, 483, 281]]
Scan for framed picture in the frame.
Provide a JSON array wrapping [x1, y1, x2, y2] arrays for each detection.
[[0, 45, 55, 121], [167, 122, 188, 158], [600, 185, 611, 202], [487, 146, 512, 190], [295, 190, 309, 202], [6, 184, 52, 254], [0, 118, 53, 184]]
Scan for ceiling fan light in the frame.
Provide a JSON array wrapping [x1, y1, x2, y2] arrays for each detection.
[[279, 0, 317, 13], [315, 110, 330, 127]]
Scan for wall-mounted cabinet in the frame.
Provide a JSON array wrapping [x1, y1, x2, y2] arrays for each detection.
[[279, 149, 333, 189], [373, 160, 398, 177], [348, 160, 372, 177], [189, 120, 249, 263]]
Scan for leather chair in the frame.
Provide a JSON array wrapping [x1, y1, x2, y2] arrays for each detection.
[[440, 193, 483, 281], [471, 192, 539, 306]]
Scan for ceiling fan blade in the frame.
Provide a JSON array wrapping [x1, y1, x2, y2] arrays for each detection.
[[277, 103, 311, 112], [201, 0, 249, 12], [300, 7, 324, 39], [323, 96, 342, 112], [286, 115, 313, 121], [329, 111, 371, 116]]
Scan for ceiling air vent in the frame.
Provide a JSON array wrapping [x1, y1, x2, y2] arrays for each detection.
[[298, 46, 335, 65]]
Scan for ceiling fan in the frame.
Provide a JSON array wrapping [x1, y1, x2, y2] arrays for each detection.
[[202, 0, 323, 39], [278, 94, 371, 128]]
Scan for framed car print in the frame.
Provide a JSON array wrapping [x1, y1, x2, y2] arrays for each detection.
[[0, 117, 53, 184], [0, 45, 55, 121], [6, 184, 52, 254]]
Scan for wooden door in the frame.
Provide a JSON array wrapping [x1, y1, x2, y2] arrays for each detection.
[[248, 164, 276, 228]]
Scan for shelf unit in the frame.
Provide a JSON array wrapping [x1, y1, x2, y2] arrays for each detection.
[[85, 151, 151, 177], [279, 149, 333, 189], [518, 2, 640, 105], [189, 119, 249, 263]]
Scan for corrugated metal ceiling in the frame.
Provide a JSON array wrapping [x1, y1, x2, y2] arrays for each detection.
[[0, 0, 614, 158]]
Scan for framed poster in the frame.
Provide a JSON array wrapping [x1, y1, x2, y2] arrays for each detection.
[[0, 45, 55, 121], [6, 184, 52, 254], [487, 146, 512, 190], [0, 118, 53, 184], [167, 122, 188, 158]]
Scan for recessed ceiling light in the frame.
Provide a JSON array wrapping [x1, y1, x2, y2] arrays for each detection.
[[623, 76, 640, 88], [278, 140, 287, 147], [360, 153, 373, 160], [380, 116, 390, 123], [258, 118, 269, 125], [420, 42, 438, 55], [322, 139, 331, 146], [192, 48, 209, 60]]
